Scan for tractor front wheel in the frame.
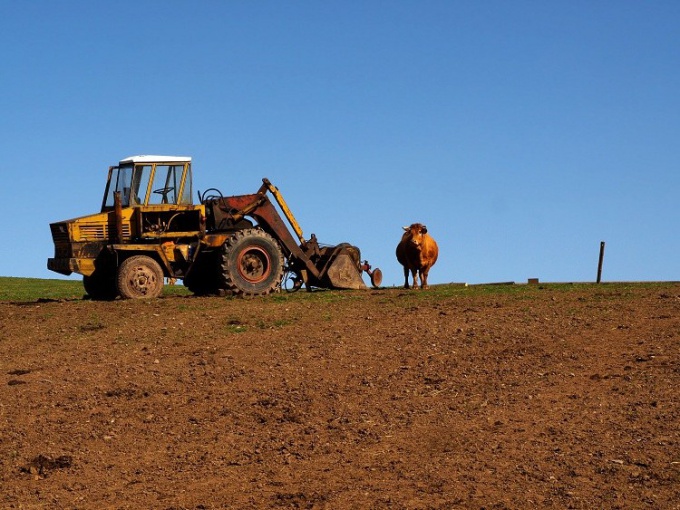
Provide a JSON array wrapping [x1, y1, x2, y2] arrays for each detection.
[[219, 229, 284, 297], [117, 255, 164, 299]]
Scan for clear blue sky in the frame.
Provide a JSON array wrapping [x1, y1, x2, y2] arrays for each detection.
[[1, 1, 678, 286]]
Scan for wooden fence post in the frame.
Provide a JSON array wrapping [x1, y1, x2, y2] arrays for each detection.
[[596, 241, 605, 283]]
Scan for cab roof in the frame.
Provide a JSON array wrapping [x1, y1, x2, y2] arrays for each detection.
[[119, 155, 192, 165]]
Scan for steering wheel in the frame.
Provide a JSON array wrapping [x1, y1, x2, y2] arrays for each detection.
[[200, 187, 224, 203], [153, 186, 174, 195]]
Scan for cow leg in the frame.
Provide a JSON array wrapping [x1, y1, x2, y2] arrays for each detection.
[[402, 266, 410, 289], [421, 267, 429, 289], [411, 268, 419, 289]]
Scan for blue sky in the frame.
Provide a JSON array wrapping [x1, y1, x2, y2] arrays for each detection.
[[1, 0, 678, 286]]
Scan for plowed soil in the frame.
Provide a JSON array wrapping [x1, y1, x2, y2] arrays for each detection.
[[1, 283, 678, 509]]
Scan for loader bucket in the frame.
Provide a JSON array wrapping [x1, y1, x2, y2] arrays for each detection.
[[320, 244, 367, 290]]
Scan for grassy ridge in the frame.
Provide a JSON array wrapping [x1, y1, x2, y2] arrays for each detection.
[[0, 276, 676, 303], [0, 277, 84, 301], [0, 276, 191, 301]]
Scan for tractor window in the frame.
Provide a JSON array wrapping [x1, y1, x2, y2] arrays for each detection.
[[149, 165, 182, 205], [131, 165, 152, 204], [180, 165, 192, 204], [104, 165, 133, 208], [104, 164, 152, 208]]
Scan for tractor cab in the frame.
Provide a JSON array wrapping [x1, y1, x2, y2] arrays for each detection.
[[102, 155, 194, 211], [100, 155, 205, 241]]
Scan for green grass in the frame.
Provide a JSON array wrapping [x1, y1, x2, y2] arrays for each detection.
[[0, 276, 191, 302], [0, 276, 676, 303], [417, 281, 677, 297], [0, 277, 85, 301]]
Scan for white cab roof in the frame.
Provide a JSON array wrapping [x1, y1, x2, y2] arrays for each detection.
[[119, 155, 192, 164]]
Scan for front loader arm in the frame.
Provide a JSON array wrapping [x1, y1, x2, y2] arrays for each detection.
[[260, 178, 305, 245], [208, 184, 322, 280], [205, 177, 371, 290]]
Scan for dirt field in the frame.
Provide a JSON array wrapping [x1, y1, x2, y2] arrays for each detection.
[[1, 283, 678, 509]]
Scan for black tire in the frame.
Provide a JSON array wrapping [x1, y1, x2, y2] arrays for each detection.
[[184, 250, 220, 296], [116, 255, 164, 299], [83, 269, 118, 301], [219, 228, 284, 296]]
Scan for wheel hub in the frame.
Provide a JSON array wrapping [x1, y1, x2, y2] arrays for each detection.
[[238, 247, 270, 283], [129, 266, 156, 294]]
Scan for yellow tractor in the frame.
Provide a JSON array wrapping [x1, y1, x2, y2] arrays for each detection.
[[48, 155, 381, 299]]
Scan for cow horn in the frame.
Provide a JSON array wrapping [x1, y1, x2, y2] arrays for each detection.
[[402, 226, 409, 231]]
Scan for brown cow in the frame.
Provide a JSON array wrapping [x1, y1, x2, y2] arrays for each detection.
[[396, 223, 439, 289]]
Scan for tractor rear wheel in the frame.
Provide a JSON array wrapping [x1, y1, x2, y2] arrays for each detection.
[[219, 228, 284, 296], [116, 255, 164, 299]]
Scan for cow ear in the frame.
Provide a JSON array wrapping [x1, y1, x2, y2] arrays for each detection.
[[421, 226, 428, 234]]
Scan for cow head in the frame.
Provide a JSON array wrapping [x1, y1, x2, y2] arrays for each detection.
[[402, 223, 428, 248]]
